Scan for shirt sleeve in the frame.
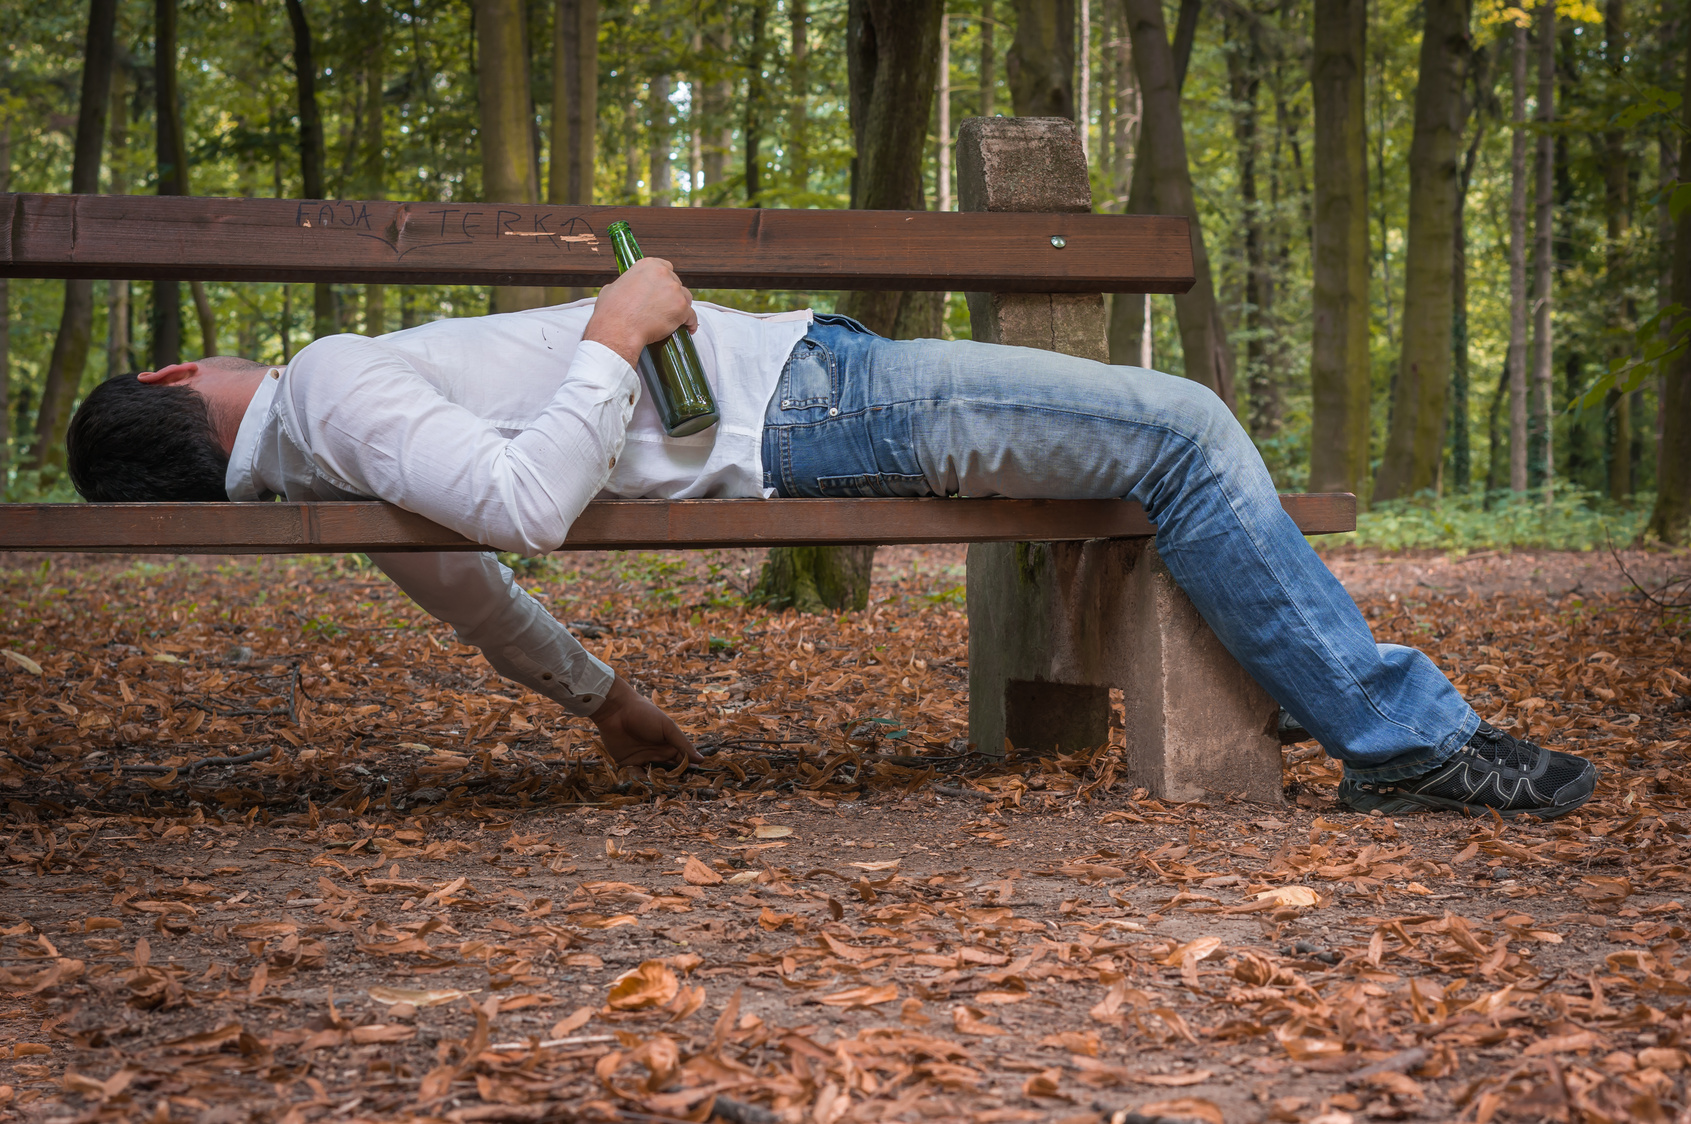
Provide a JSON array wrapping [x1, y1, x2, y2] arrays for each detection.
[[286, 334, 639, 555], [368, 551, 616, 716]]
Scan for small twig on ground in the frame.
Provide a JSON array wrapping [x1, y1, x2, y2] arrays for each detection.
[[287, 663, 302, 724], [487, 1033, 617, 1052], [1345, 1045, 1431, 1086], [932, 783, 996, 802], [116, 747, 277, 775], [2, 749, 44, 771]]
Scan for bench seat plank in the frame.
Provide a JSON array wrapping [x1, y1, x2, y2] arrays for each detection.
[[0, 495, 1355, 554], [0, 193, 1196, 294]]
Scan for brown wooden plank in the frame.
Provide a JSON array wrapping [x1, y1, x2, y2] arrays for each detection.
[[0, 495, 1355, 554], [0, 193, 1196, 293]]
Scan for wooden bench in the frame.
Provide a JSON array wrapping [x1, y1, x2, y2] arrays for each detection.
[[1, 117, 1354, 804]]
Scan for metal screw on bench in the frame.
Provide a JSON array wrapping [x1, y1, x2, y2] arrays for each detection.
[[605, 220, 720, 437], [1049, 235, 1066, 249]]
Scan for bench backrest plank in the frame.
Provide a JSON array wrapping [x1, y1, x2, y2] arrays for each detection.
[[0, 495, 1355, 554], [0, 193, 1196, 294]]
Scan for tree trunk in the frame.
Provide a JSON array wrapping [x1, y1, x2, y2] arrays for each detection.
[[0, 120, 10, 485], [649, 74, 673, 206], [1228, 9, 1276, 438], [106, 64, 131, 374], [1121, 0, 1236, 408], [1645, 26, 1691, 544], [980, 0, 996, 117], [1372, 0, 1467, 501], [744, 0, 769, 205], [189, 281, 218, 356], [1527, 2, 1553, 497], [1507, 21, 1528, 492], [1008, 0, 1075, 118], [938, 12, 952, 211], [700, 3, 732, 197], [1171, 0, 1201, 89], [1603, 0, 1631, 500], [837, 0, 944, 337], [760, 0, 944, 615], [1485, 353, 1508, 495], [31, 0, 118, 472], [549, 0, 598, 206], [548, 0, 596, 301], [362, 2, 387, 334], [1449, 41, 1488, 492], [1307, 0, 1370, 497], [285, 0, 336, 341], [1107, 0, 1146, 364], [474, 0, 545, 312], [789, 0, 810, 195]]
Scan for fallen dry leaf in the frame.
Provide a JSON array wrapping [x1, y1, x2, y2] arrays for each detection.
[[606, 960, 680, 1010]]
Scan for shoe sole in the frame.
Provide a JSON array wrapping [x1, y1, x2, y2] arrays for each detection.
[[1337, 777, 1595, 821]]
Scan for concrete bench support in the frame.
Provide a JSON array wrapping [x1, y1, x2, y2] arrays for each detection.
[[958, 117, 1284, 804]]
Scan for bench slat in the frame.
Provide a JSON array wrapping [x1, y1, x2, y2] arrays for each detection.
[[0, 194, 1196, 293], [0, 495, 1355, 554]]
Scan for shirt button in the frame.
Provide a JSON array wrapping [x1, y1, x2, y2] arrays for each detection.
[[829, 407, 839, 417], [628, 392, 635, 404], [608, 456, 616, 468], [269, 369, 281, 379]]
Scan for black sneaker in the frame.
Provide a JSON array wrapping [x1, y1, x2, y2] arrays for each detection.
[[1337, 721, 1598, 819]]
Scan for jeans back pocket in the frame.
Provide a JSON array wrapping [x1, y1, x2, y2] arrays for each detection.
[[777, 339, 837, 411]]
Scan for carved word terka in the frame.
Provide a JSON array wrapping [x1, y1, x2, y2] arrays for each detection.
[[294, 201, 601, 259]]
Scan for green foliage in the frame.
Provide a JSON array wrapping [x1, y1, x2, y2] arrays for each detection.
[[1331, 488, 1654, 553]]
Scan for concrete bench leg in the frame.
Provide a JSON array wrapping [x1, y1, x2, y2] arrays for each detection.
[[956, 115, 1284, 805], [966, 538, 1284, 804]]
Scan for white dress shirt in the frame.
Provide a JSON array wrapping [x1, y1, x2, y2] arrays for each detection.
[[225, 299, 813, 714]]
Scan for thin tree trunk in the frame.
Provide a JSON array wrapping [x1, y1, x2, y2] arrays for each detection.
[[1171, 0, 1201, 90], [1450, 41, 1488, 492], [1485, 353, 1507, 494], [285, 0, 335, 340], [1228, 8, 1276, 437], [0, 120, 10, 485], [1009, 0, 1076, 118], [1308, 0, 1370, 496], [762, 0, 944, 615], [362, 2, 387, 333], [938, 12, 951, 211], [1645, 25, 1691, 544], [790, 0, 809, 195], [1603, 0, 1631, 500], [980, 0, 996, 117], [744, 0, 769, 205], [189, 281, 217, 356], [474, 0, 544, 312], [1507, 21, 1528, 492], [1107, 0, 1145, 364], [1079, 0, 1091, 149], [1121, 0, 1236, 408], [32, 0, 118, 472], [548, 0, 596, 301], [1527, 2, 1554, 498], [701, 4, 732, 197], [106, 65, 131, 375], [1373, 0, 1468, 500], [649, 74, 673, 206]]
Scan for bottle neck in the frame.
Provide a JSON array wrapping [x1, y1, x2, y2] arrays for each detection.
[[608, 229, 643, 272]]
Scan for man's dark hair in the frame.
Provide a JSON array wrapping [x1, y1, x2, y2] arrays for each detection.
[[66, 375, 231, 502]]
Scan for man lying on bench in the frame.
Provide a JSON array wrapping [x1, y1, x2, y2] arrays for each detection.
[[64, 257, 1598, 820]]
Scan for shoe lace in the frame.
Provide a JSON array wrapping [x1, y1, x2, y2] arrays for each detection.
[[1470, 723, 1539, 771]]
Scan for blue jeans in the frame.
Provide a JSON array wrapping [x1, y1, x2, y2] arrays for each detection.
[[760, 315, 1478, 781]]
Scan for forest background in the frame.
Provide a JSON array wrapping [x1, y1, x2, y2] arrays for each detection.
[[1, 0, 1688, 542]]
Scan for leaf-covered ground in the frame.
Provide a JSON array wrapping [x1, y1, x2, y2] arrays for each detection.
[[1, 544, 1689, 1124]]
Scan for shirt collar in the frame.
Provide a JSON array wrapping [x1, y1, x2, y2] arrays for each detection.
[[224, 366, 282, 500]]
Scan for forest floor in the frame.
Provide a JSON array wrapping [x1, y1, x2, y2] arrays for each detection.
[[1, 541, 1689, 1124]]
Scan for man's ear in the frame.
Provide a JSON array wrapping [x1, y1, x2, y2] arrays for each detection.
[[137, 362, 200, 385]]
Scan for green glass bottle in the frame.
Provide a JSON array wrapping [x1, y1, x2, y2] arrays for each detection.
[[604, 220, 720, 437]]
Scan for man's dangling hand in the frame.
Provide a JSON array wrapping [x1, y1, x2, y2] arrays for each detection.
[[589, 674, 703, 769]]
